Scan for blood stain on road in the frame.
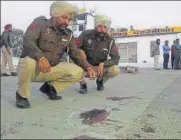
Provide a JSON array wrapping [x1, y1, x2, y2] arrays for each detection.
[[141, 126, 155, 133], [71, 135, 97, 139], [147, 114, 157, 118], [80, 109, 110, 125], [106, 96, 137, 101]]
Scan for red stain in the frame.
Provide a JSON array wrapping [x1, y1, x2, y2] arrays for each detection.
[[72, 135, 97, 139], [106, 96, 135, 101], [75, 38, 82, 46], [80, 109, 110, 125]]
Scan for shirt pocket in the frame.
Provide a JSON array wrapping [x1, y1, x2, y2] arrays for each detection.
[[101, 47, 109, 57], [98, 47, 108, 61], [39, 34, 56, 52], [85, 44, 94, 58], [58, 37, 70, 53]]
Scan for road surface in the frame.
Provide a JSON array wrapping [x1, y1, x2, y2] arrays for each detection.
[[1, 68, 181, 139]]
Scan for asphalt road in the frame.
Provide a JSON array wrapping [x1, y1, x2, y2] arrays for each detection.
[[1, 68, 181, 139]]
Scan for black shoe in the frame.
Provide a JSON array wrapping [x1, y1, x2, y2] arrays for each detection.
[[40, 82, 49, 94], [79, 83, 88, 94], [40, 82, 62, 100], [11, 72, 17, 76], [96, 79, 104, 91], [1, 73, 10, 76], [16, 92, 30, 109]]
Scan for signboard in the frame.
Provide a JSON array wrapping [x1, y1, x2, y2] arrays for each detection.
[[110, 26, 181, 38]]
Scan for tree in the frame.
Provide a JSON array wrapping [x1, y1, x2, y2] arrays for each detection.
[[109, 27, 128, 33], [10, 28, 24, 57], [120, 28, 128, 32], [86, 3, 99, 16]]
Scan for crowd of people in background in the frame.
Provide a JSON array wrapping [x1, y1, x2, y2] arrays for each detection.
[[151, 38, 181, 70], [162, 38, 181, 70]]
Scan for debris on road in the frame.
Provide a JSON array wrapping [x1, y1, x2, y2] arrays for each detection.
[[124, 66, 139, 74]]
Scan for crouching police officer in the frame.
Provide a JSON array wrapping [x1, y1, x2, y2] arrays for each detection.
[[77, 15, 120, 94], [16, 1, 96, 109]]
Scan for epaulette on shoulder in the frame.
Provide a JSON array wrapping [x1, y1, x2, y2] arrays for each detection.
[[83, 29, 95, 35], [37, 16, 47, 20]]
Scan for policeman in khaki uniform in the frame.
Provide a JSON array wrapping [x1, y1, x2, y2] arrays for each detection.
[[1, 24, 17, 76], [77, 15, 120, 94], [16, 1, 96, 109]]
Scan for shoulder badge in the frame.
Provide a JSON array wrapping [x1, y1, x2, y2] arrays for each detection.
[[46, 27, 51, 34], [28, 24, 39, 31], [88, 39, 92, 44]]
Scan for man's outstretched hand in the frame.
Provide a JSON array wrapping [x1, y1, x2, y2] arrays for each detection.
[[87, 67, 96, 80]]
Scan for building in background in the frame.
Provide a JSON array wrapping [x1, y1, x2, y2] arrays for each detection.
[[111, 26, 181, 68]]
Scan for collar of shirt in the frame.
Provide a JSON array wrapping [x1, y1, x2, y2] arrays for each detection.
[[163, 44, 169, 48]]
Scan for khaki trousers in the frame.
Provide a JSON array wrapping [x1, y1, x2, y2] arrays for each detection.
[[1, 45, 15, 73], [17, 57, 85, 98]]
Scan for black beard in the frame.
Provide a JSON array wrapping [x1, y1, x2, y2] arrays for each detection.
[[96, 31, 106, 38], [57, 23, 68, 31]]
